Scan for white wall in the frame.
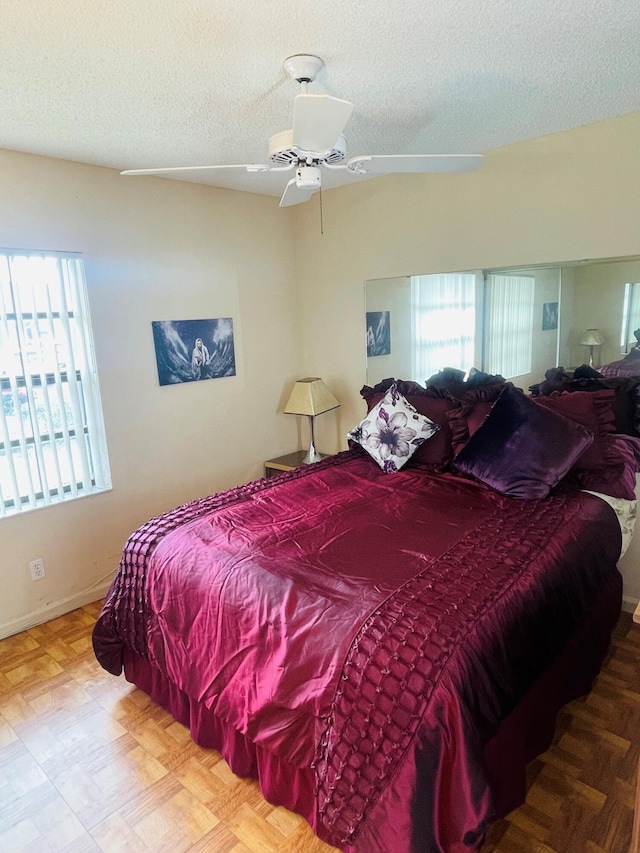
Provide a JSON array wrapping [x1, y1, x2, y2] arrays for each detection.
[[0, 149, 299, 637], [293, 111, 640, 607]]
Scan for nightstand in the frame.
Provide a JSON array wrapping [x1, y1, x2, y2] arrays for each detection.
[[264, 450, 310, 478]]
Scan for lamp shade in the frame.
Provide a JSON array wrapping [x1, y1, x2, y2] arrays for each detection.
[[284, 377, 340, 416], [580, 329, 605, 347]]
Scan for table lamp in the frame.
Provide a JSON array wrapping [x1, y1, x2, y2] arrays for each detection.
[[580, 329, 604, 367], [284, 377, 340, 464]]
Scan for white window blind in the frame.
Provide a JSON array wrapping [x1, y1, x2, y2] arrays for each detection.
[[0, 251, 111, 516], [410, 273, 476, 381], [484, 274, 535, 379], [621, 282, 640, 351]]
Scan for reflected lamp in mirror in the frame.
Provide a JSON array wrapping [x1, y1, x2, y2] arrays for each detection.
[[580, 329, 605, 367], [284, 377, 340, 464]]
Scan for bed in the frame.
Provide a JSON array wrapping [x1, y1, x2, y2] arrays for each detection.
[[599, 347, 640, 383], [93, 377, 638, 852]]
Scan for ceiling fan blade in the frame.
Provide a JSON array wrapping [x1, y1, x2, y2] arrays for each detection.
[[345, 154, 484, 175], [120, 163, 273, 176], [292, 94, 354, 152], [279, 178, 316, 208]]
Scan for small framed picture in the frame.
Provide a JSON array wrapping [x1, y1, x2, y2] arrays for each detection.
[[542, 302, 558, 331], [366, 311, 391, 357]]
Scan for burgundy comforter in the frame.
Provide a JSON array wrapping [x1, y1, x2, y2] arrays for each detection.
[[93, 450, 623, 852]]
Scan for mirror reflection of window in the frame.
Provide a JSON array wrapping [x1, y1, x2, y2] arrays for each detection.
[[621, 281, 640, 352], [365, 256, 640, 388], [410, 273, 476, 380], [484, 274, 535, 379]]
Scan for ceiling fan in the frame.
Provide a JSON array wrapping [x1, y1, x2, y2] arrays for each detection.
[[121, 54, 484, 208]]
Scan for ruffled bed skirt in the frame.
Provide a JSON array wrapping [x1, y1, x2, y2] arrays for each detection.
[[121, 568, 621, 852]]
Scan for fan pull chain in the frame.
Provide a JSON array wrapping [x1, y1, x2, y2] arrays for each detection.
[[319, 186, 324, 235]]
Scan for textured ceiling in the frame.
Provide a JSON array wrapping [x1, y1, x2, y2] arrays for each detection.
[[2, 0, 639, 197]]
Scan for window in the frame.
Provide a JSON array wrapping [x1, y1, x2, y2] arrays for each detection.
[[0, 251, 111, 516], [410, 273, 477, 380], [484, 274, 535, 379], [621, 281, 640, 352], [398, 272, 534, 384]]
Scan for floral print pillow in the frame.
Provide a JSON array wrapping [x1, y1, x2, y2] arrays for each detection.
[[348, 384, 440, 473]]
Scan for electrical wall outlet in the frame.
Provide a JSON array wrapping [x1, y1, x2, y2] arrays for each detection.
[[29, 558, 45, 581]]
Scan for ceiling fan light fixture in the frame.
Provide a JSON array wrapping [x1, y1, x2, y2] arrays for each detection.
[[296, 165, 321, 189]]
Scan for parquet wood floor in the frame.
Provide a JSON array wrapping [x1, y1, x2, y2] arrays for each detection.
[[0, 601, 638, 852]]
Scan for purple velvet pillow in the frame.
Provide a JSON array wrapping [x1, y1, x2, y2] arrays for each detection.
[[453, 386, 595, 499]]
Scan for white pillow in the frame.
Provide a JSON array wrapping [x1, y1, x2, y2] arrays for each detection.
[[348, 384, 440, 472]]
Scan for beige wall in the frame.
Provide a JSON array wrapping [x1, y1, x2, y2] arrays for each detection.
[[364, 277, 412, 386], [0, 149, 298, 636], [293, 111, 640, 447], [293, 111, 640, 603], [3, 110, 640, 633], [569, 259, 640, 366]]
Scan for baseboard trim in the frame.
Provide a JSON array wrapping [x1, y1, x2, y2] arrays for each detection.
[[0, 580, 112, 641], [622, 595, 639, 615]]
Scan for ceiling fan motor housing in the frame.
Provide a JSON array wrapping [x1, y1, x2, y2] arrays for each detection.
[[268, 129, 347, 166], [296, 165, 321, 189]]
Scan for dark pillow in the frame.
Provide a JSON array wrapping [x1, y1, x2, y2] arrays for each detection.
[[425, 366, 507, 400], [572, 363, 605, 380], [577, 434, 640, 500], [447, 383, 513, 454], [424, 367, 467, 398], [466, 367, 508, 387], [360, 378, 424, 407], [529, 369, 640, 436], [360, 379, 458, 468], [453, 386, 594, 499], [532, 390, 616, 482]]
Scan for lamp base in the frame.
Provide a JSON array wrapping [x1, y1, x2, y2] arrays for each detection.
[[303, 415, 323, 464], [303, 444, 323, 464]]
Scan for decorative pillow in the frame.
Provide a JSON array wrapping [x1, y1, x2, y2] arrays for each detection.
[[453, 386, 595, 499], [447, 383, 514, 454], [532, 390, 616, 479], [539, 391, 640, 497], [360, 378, 422, 407], [360, 379, 458, 467], [466, 367, 508, 388], [349, 384, 440, 473], [424, 367, 467, 398], [426, 366, 507, 399], [578, 434, 640, 500], [529, 367, 640, 436]]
